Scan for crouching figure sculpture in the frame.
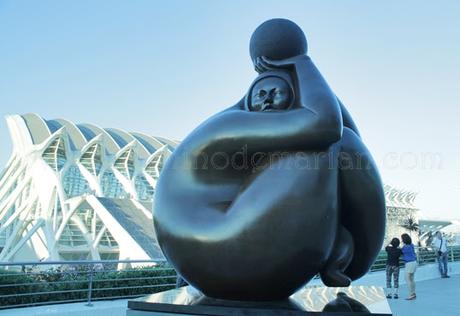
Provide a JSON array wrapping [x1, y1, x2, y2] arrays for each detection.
[[153, 18, 386, 301]]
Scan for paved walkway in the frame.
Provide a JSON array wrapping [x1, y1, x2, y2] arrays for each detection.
[[388, 274, 460, 316], [2, 274, 459, 316], [1, 299, 130, 316]]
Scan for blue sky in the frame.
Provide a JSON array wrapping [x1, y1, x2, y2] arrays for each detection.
[[0, 0, 459, 219]]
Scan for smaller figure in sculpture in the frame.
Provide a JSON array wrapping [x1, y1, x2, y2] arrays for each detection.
[[248, 74, 294, 112]]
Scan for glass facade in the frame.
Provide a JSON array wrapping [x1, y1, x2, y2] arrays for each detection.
[[114, 149, 135, 179], [42, 137, 66, 171], [58, 221, 87, 247], [80, 144, 102, 176], [134, 174, 154, 201], [73, 204, 118, 248], [101, 170, 126, 198], [0, 206, 16, 248], [145, 154, 164, 180], [53, 194, 63, 231], [63, 166, 90, 198], [60, 252, 90, 260], [99, 252, 120, 260]]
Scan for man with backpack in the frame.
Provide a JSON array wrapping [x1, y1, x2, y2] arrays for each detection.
[[433, 231, 450, 278]]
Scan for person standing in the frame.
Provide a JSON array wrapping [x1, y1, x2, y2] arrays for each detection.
[[401, 233, 417, 300], [385, 238, 402, 299], [433, 231, 450, 278]]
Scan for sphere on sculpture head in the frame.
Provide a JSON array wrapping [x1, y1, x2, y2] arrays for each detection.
[[249, 18, 308, 64]]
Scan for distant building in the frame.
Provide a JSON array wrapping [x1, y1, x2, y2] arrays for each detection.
[[440, 221, 460, 245], [0, 114, 176, 262], [419, 219, 460, 246], [383, 185, 420, 246]]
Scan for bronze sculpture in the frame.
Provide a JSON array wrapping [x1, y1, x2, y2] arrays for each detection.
[[153, 18, 386, 301]]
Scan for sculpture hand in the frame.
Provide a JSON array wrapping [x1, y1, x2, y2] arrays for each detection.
[[255, 55, 309, 73], [254, 57, 268, 73], [254, 56, 281, 73]]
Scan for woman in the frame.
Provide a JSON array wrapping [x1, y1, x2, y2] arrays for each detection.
[[385, 238, 402, 299], [401, 233, 417, 300]]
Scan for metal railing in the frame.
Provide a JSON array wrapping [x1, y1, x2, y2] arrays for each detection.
[[0, 259, 176, 309], [1, 246, 459, 310], [370, 245, 460, 272]]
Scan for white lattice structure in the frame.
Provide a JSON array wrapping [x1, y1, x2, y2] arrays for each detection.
[[0, 114, 177, 262], [384, 184, 420, 245], [0, 113, 422, 262]]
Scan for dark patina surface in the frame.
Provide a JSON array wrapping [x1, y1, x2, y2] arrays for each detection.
[[153, 18, 386, 301]]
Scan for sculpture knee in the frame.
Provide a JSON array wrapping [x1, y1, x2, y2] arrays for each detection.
[[338, 128, 386, 280]]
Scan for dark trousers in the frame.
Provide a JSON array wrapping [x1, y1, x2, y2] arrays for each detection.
[[437, 251, 449, 276], [386, 265, 400, 288]]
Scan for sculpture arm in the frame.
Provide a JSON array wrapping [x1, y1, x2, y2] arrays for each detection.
[[188, 106, 341, 159], [257, 55, 343, 143], [290, 56, 342, 125], [337, 98, 361, 138]]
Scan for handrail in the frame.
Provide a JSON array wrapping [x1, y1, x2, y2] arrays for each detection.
[[0, 246, 459, 310], [0, 258, 176, 309], [0, 258, 165, 267]]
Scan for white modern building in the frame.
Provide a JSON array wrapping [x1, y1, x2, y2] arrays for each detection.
[[0, 113, 423, 263], [384, 184, 420, 245], [0, 113, 177, 262], [419, 219, 460, 246]]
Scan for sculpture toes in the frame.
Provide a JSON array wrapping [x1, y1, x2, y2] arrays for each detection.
[[320, 269, 351, 287], [320, 226, 354, 287]]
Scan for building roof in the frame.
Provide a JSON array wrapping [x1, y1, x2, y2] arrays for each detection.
[[0, 114, 178, 263], [384, 184, 418, 210], [17, 113, 174, 154]]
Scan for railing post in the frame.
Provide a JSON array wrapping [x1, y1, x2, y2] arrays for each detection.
[[86, 263, 94, 307]]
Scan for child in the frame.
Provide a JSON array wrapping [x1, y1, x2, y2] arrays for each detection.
[[385, 238, 402, 299], [247, 73, 293, 112]]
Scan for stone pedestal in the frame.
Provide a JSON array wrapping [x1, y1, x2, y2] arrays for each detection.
[[127, 285, 392, 315]]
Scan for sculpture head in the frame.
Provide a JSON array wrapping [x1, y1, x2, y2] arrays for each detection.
[[249, 76, 292, 112], [245, 71, 295, 112], [250, 18, 308, 65]]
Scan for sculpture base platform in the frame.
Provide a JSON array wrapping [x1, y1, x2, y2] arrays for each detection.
[[127, 285, 392, 315]]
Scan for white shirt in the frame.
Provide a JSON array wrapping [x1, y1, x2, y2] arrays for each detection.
[[433, 237, 448, 253]]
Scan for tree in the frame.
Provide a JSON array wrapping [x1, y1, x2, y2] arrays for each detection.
[[400, 216, 419, 239]]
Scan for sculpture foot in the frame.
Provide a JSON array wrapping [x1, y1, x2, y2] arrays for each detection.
[[320, 226, 354, 287]]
